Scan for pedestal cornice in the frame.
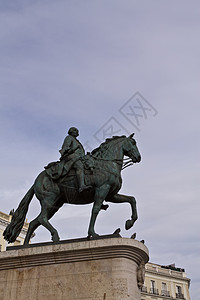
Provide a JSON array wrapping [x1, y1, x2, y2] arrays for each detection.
[[0, 237, 149, 270]]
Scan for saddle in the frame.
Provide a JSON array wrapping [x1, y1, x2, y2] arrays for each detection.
[[44, 154, 95, 180]]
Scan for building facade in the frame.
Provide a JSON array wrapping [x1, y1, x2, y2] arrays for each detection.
[[141, 262, 191, 300], [0, 210, 29, 251]]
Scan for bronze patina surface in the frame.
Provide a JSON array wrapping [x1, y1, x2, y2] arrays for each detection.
[[3, 128, 141, 245]]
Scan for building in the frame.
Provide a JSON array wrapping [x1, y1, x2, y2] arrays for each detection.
[[0, 210, 29, 251], [141, 262, 191, 300]]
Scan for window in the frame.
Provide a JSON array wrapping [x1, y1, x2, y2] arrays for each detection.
[[151, 280, 156, 289], [176, 286, 182, 294], [162, 282, 170, 297], [176, 285, 184, 299], [150, 280, 159, 295]]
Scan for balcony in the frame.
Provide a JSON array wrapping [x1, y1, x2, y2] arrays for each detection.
[[141, 286, 147, 293], [161, 290, 170, 297], [176, 293, 185, 299], [150, 288, 159, 295]]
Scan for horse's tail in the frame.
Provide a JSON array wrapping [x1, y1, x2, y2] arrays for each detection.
[[3, 185, 35, 243]]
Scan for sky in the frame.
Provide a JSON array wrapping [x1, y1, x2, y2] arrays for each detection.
[[0, 0, 200, 298]]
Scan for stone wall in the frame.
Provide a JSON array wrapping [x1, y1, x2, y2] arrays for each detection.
[[0, 238, 149, 300]]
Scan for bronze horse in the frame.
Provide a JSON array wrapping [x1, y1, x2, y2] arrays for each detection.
[[4, 134, 141, 245]]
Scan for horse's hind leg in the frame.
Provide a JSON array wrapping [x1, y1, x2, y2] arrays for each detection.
[[24, 217, 40, 245], [107, 193, 138, 230], [32, 172, 61, 242], [37, 194, 62, 242], [24, 204, 59, 245], [38, 207, 60, 242]]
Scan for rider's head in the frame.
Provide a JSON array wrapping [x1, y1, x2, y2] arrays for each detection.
[[68, 127, 79, 137]]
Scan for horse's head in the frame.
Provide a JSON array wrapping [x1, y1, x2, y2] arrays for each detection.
[[92, 134, 141, 164], [123, 133, 141, 163]]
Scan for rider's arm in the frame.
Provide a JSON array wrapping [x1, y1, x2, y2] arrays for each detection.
[[59, 136, 73, 156], [59, 136, 80, 157]]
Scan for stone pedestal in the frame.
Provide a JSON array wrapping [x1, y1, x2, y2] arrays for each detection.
[[0, 237, 149, 300]]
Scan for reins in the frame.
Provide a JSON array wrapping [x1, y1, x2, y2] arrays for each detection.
[[122, 158, 134, 170]]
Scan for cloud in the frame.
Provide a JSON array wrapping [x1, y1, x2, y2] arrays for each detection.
[[0, 1, 199, 298]]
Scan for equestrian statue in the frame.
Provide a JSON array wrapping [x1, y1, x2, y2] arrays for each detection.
[[3, 127, 141, 245]]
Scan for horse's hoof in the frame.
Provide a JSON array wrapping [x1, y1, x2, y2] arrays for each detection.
[[52, 235, 60, 242], [125, 219, 133, 230], [101, 204, 109, 211], [87, 232, 99, 239], [113, 228, 121, 236]]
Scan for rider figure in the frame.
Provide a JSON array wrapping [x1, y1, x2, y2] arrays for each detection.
[[59, 127, 91, 193]]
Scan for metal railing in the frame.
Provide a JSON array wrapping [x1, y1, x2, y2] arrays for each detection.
[[150, 288, 159, 295], [161, 290, 170, 297], [176, 293, 185, 299]]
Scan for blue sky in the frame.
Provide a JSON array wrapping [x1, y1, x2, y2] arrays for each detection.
[[0, 1, 200, 298]]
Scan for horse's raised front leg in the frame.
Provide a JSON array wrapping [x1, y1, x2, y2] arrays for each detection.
[[88, 184, 110, 238], [107, 193, 138, 230]]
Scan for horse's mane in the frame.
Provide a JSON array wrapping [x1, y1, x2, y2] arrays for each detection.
[[92, 135, 126, 158]]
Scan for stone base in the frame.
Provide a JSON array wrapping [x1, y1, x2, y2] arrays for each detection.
[[0, 237, 149, 300]]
